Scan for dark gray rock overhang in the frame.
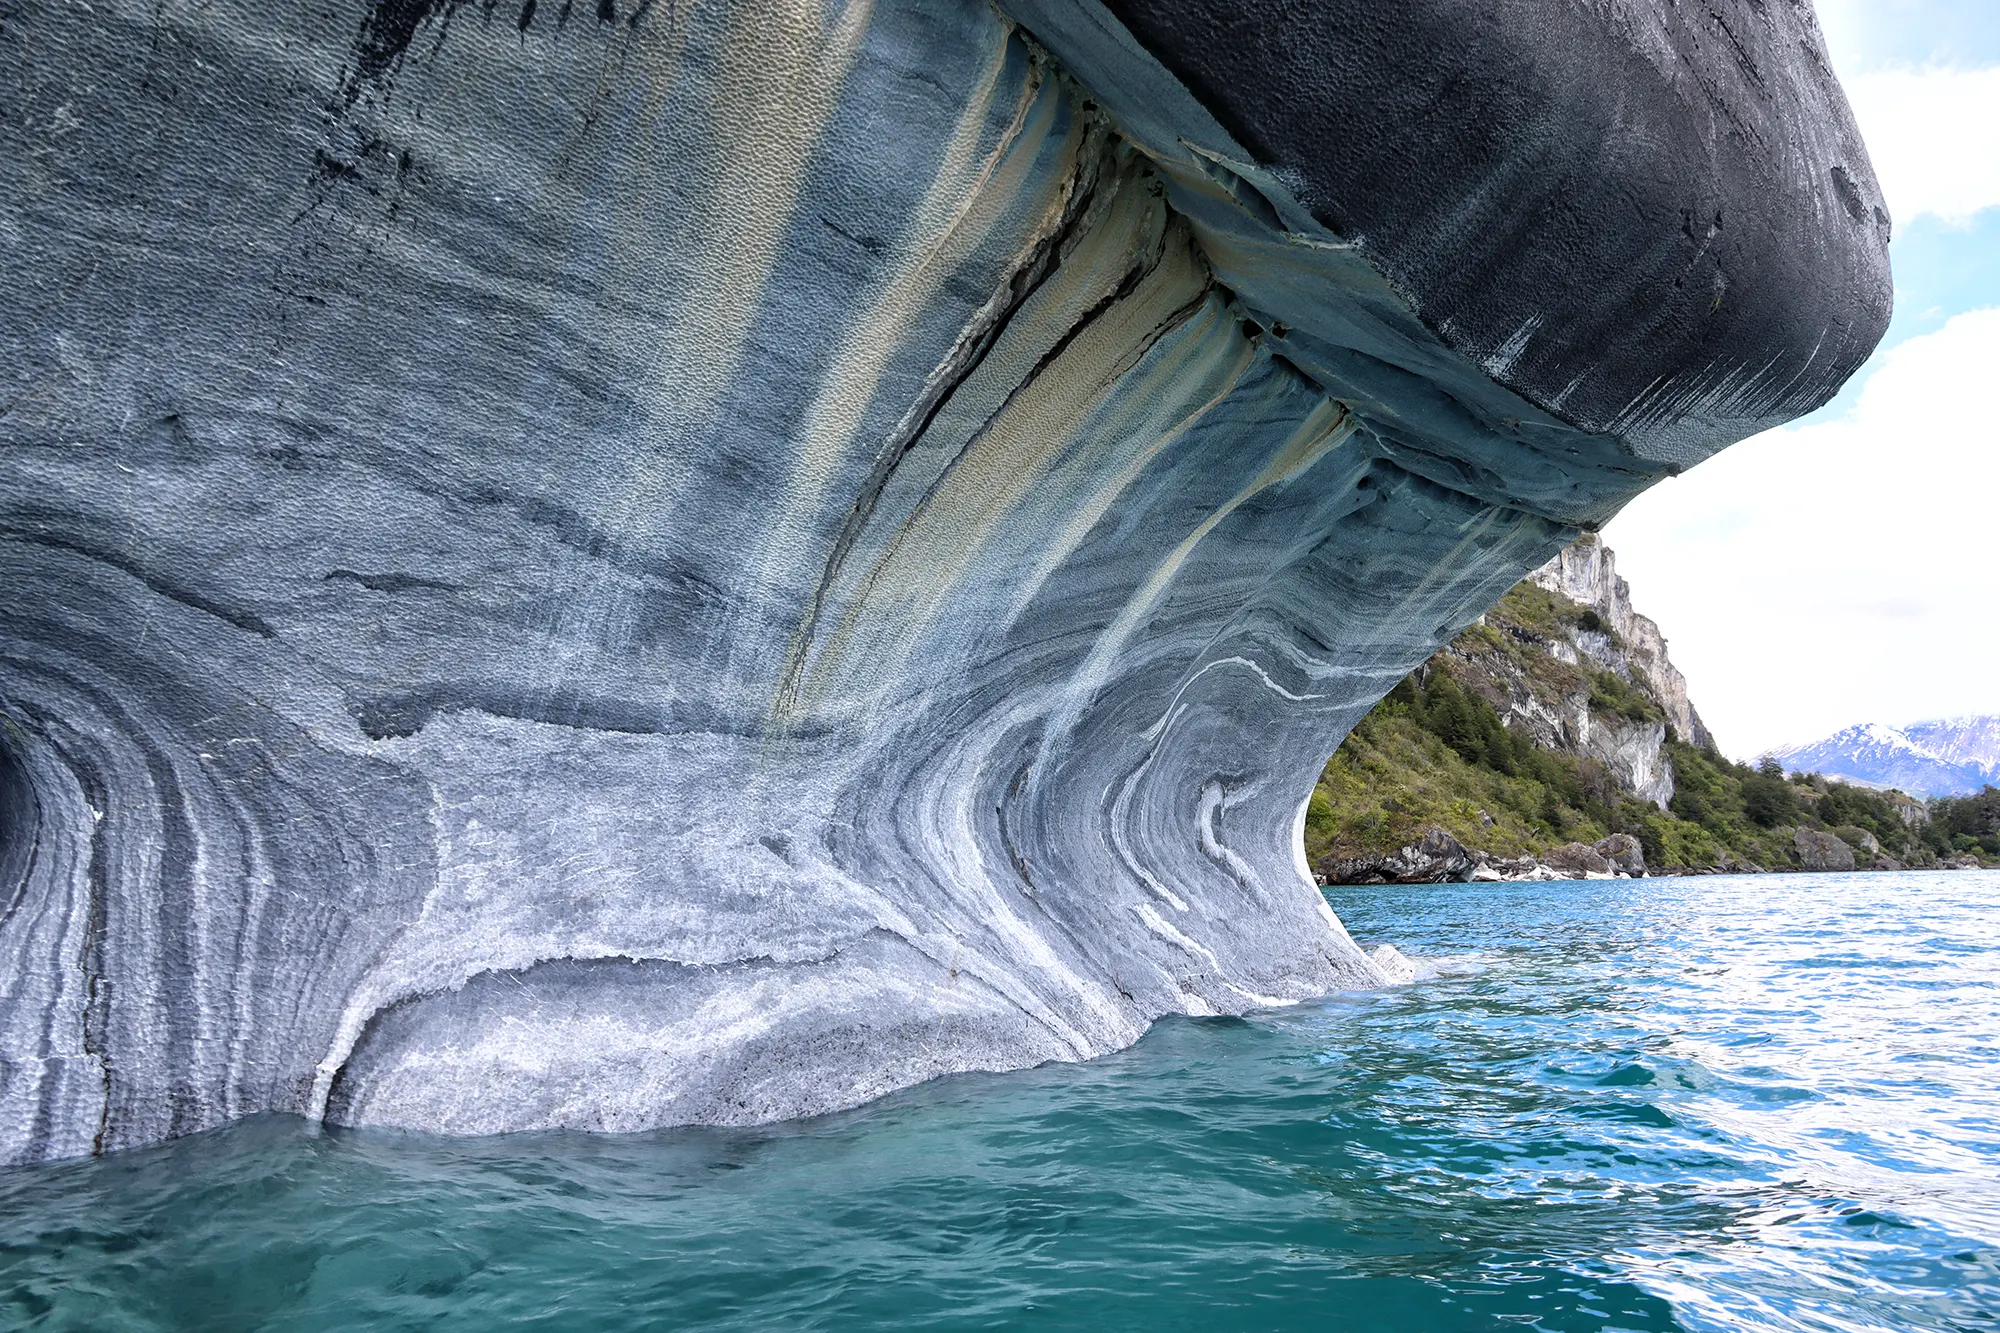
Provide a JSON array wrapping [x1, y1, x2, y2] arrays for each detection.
[[1088, 0, 1893, 467]]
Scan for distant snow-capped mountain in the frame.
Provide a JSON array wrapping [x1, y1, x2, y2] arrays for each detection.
[[1903, 716, 2000, 777], [1765, 717, 2000, 797]]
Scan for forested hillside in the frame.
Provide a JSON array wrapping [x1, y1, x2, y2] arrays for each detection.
[[1308, 548, 1997, 883]]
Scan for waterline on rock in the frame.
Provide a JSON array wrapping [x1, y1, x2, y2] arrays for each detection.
[[2, 872, 1994, 1332]]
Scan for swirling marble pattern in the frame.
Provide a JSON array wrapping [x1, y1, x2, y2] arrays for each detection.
[[0, 0, 1887, 1161]]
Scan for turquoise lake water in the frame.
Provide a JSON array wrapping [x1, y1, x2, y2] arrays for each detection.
[[3, 871, 1997, 1331]]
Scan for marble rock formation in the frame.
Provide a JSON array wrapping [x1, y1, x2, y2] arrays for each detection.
[[0, 0, 1889, 1162]]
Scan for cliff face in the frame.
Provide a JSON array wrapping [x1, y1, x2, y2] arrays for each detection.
[[1529, 536, 1716, 754], [1433, 543, 1694, 811], [1503, 681, 1675, 810], [1446, 624, 1676, 810], [0, 0, 1889, 1162]]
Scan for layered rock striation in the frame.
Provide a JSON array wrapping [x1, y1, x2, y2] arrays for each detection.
[[0, 0, 1889, 1161]]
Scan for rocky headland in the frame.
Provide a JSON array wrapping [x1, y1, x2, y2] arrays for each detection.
[[0, 0, 1890, 1163], [1309, 538, 1998, 884]]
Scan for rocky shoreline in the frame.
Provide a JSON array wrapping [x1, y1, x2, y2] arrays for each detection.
[[1321, 827, 1994, 885]]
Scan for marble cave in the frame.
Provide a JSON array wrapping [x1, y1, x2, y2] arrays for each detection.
[[0, 0, 1890, 1162]]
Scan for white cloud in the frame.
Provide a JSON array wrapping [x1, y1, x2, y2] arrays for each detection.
[[1809, 0, 1870, 68], [1842, 64, 2000, 225], [1602, 308, 2000, 757]]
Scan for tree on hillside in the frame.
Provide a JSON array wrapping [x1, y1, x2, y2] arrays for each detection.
[[1741, 761, 1802, 828]]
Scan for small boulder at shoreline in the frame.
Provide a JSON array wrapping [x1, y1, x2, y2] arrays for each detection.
[[1472, 854, 1546, 882], [1543, 842, 1616, 878], [1329, 829, 1478, 884], [1381, 830, 1477, 883], [1593, 833, 1647, 877], [1794, 827, 1857, 872], [1326, 828, 1653, 885]]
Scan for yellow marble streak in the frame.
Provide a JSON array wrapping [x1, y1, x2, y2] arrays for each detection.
[[793, 201, 1215, 712], [762, 30, 1063, 577]]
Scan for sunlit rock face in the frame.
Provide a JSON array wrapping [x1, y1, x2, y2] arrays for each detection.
[[0, 0, 1888, 1161]]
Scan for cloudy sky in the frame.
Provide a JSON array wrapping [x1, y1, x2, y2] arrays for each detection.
[[1600, 0, 2000, 757]]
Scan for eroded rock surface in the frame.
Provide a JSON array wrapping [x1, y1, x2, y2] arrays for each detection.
[[1531, 535, 1715, 752], [1795, 828, 1860, 873], [0, 0, 1888, 1161]]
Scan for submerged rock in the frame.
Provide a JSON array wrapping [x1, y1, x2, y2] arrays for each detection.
[[1369, 945, 1419, 985], [0, 0, 1889, 1161]]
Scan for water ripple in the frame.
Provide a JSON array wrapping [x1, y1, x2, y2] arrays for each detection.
[[1, 871, 1996, 1330]]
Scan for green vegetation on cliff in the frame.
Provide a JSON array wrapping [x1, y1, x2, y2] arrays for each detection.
[[1303, 672, 1848, 873], [1304, 672, 1662, 868], [1445, 581, 1663, 729], [1924, 787, 2000, 860], [1306, 574, 1988, 877]]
